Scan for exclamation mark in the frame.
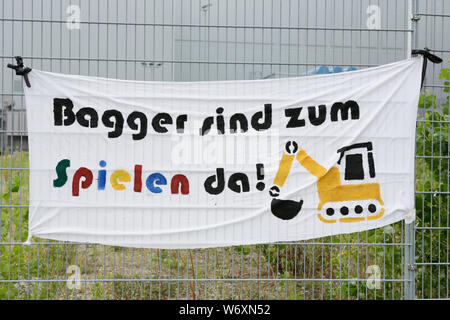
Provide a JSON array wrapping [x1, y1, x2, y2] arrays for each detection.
[[256, 163, 265, 191]]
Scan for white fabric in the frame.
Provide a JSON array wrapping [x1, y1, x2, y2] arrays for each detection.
[[24, 57, 422, 248]]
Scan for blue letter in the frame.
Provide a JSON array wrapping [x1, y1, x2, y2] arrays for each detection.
[[146, 173, 167, 193]]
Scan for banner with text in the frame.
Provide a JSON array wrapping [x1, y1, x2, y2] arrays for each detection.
[[24, 57, 422, 248]]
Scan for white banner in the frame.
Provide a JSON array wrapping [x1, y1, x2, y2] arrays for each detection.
[[24, 57, 422, 248]]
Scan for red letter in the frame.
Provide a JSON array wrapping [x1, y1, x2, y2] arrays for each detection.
[[72, 167, 93, 196], [134, 165, 142, 192], [171, 174, 189, 194]]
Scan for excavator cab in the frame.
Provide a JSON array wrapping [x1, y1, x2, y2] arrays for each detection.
[[336, 142, 376, 183]]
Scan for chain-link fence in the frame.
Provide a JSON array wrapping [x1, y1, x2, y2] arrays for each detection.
[[412, 0, 449, 300], [0, 0, 448, 300]]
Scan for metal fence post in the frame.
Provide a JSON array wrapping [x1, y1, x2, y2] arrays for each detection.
[[404, 0, 418, 301], [405, 223, 416, 300]]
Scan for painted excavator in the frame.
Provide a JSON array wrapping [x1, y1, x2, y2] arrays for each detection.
[[269, 141, 384, 223]]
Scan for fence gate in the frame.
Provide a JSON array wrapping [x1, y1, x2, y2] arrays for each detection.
[[0, 0, 448, 300]]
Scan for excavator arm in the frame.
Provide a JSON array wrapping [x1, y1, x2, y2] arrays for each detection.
[[273, 153, 295, 187], [270, 150, 303, 220], [270, 141, 327, 221], [296, 148, 327, 178], [273, 143, 328, 187]]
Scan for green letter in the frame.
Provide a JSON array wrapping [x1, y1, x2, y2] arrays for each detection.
[[53, 159, 71, 187]]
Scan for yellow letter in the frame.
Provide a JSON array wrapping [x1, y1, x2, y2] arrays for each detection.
[[110, 169, 131, 190]]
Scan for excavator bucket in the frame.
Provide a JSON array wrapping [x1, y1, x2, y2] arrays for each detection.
[[271, 198, 304, 220]]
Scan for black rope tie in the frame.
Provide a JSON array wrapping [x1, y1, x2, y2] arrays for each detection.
[[411, 47, 443, 88], [7, 56, 32, 88]]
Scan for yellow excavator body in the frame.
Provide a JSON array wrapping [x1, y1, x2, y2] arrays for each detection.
[[317, 167, 384, 209], [315, 166, 384, 223]]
